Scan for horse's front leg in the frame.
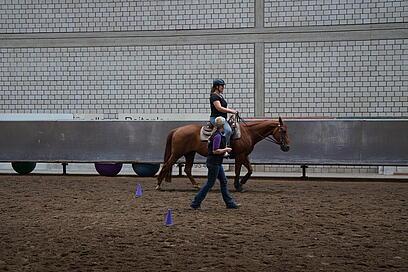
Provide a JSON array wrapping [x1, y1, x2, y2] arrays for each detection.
[[233, 156, 253, 192], [234, 158, 243, 192], [239, 155, 253, 187]]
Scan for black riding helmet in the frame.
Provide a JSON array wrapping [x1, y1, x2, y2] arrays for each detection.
[[213, 79, 225, 87]]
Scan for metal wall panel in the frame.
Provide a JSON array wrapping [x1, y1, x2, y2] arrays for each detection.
[[0, 120, 407, 165], [252, 120, 408, 165]]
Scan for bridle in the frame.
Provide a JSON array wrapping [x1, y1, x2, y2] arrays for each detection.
[[270, 124, 287, 146], [233, 114, 288, 146]]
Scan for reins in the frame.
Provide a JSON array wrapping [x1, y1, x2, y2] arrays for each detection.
[[233, 114, 283, 145]]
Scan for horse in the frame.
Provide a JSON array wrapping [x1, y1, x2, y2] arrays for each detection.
[[156, 116, 290, 192]]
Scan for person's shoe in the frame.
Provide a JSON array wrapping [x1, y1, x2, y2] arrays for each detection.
[[190, 203, 200, 210], [226, 203, 241, 209]]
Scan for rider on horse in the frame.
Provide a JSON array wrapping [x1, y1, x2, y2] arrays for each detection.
[[209, 79, 238, 158]]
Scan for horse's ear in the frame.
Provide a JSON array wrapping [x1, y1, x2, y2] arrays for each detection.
[[279, 116, 283, 126]]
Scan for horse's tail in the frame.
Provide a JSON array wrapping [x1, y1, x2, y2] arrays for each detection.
[[157, 129, 176, 184], [163, 129, 176, 163]]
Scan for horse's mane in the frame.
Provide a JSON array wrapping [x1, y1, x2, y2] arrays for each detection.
[[240, 119, 278, 127]]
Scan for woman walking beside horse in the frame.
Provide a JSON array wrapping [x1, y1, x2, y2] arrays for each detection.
[[191, 116, 240, 209]]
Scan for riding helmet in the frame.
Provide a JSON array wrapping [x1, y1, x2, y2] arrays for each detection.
[[213, 79, 225, 86]]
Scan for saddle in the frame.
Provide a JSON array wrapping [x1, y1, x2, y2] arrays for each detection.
[[200, 116, 241, 142]]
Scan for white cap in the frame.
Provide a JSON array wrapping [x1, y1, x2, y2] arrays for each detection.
[[214, 116, 226, 128]]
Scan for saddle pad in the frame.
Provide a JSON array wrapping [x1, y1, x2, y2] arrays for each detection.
[[200, 123, 241, 141], [200, 126, 215, 141]]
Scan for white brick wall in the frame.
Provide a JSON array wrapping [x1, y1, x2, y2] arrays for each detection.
[[0, 0, 255, 33], [265, 39, 408, 118], [265, 0, 408, 27], [0, 44, 255, 119]]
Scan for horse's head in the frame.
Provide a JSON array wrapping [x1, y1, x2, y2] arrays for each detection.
[[271, 117, 290, 152]]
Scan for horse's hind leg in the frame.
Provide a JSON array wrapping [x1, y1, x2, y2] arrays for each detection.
[[184, 152, 200, 189], [156, 154, 180, 190], [157, 165, 167, 185], [164, 164, 173, 183], [157, 163, 170, 189]]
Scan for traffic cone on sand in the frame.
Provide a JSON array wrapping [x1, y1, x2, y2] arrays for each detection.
[[135, 183, 143, 198], [164, 208, 174, 226]]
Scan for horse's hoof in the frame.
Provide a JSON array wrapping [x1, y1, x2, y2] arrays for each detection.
[[155, 185, 162, 191], [235, 185, 244, 192], [193, 184, 201, 190]]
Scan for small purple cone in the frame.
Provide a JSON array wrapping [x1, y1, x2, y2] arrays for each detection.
[[135, 183, 143, 197], [164, 209, 173, 226]]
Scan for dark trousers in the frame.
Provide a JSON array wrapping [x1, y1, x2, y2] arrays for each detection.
[[191, 163, 235, 208]]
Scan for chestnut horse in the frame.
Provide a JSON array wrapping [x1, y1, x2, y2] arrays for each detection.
[[156, 116, 290, 192]]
